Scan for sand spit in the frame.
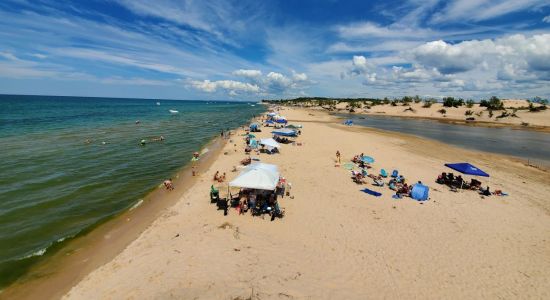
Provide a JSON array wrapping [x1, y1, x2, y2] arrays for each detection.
[[21, 107, 550, 299]]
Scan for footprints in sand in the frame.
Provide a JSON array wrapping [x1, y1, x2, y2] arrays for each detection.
[[218, 221, 241, 239]]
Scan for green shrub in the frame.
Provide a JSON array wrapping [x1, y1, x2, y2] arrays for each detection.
[[481, 96, 504, 110]]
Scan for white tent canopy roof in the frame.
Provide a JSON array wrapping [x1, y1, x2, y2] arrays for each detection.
[[259, 138, 281, 148], [229, 163, 280, 191]]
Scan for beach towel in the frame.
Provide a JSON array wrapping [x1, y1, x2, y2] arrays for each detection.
[[343, 162, 355, 170], [361, 188, 382, 197], [392, 194, 402, 199]]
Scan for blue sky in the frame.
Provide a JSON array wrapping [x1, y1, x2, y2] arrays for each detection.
[[0, 0, 549, 100]]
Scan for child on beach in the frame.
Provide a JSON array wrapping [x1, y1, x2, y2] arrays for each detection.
[[163, 178, 174, 191]]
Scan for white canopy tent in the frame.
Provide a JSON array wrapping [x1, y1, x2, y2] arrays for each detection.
[[229, 163, 280, 191], [259, 138, 281, 149]]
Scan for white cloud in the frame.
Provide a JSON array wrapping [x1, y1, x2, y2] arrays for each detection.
[[407, 34, 550, 77], [188, 69, 313, 96], [101, 77, 172, 86], [188, 79, 260, 93], [431, 0, 549, 23], [337, 22, 434, 39], [232, 69, 262, 78], [327, 40, 423, 53], [407, 40, 494, 74], [292, 71, 308, 81], [544, 15, 550, 23]]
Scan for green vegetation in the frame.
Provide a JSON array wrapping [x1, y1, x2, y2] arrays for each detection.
[[438, 108, 446, 114], [465, 110, 474, 116], [466, 99, 475, 108], [442, 97, 464, 108], [422, 99, 434, 108], [479, 96, 504, 110]]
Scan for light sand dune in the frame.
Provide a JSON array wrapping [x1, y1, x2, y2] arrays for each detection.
[[329, 99, 550, 130], [63, 107, 550, 299]]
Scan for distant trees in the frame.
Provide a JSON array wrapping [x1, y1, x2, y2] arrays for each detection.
[[438, 108, 447, 114], [442, 97, 464, 107], [480, 96, 504, 110], [466, 99, 475, 108]]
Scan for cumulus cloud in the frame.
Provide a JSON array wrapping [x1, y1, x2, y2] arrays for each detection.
[[407, 39, 495, 74], [340, 33, 550, 95], [232, 69, 262, 78], [188, 79, 260, 93], [188, 69, 313, 96], [407, 34, 550, 78]]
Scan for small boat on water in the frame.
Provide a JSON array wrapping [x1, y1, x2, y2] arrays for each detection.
[[169, 109, 179, 114], [156, 102, 160, 106]]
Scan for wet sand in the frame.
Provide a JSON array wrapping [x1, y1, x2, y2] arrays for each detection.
[[6, 107, 550, 299], [0, 136, 229, 299]]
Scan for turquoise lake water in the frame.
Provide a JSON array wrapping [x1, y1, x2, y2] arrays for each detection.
[[0, 95, 265, 288]]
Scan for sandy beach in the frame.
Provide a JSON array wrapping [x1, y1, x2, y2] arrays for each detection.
[[10, 107, 550, 299]]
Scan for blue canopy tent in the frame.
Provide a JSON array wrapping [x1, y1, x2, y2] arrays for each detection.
[[275, 119, 288, 124], [411, 183, 429, 201], [445, 163, 489, 177], [272, 128, 297, 137], [445, 162, 489, 190]]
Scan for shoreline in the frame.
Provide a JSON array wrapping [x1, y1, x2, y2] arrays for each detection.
[[6, 106, 550, 299], [0, 131, 236, 299], [295, 101, 550, 133], [346, 111, 550, 133], [290, 107, 550, 170]]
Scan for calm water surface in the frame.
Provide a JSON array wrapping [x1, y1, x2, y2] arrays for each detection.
[[340, 114, 550, 167], [0, 95, 265, 288]]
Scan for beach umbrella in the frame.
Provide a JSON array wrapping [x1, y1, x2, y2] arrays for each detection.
[[229, 163, 280, 190], [272, 128, 297, 137], [247, 133, 256, 138], [260, 138, 281, 148], [444, 163, 489, 177], [361, 156, 375, 164]]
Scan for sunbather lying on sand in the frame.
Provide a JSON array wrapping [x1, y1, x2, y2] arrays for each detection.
[[241, 157, 251, 165]]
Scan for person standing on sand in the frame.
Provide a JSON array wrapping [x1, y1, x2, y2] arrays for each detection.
[[336, 150, 341, 163]]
